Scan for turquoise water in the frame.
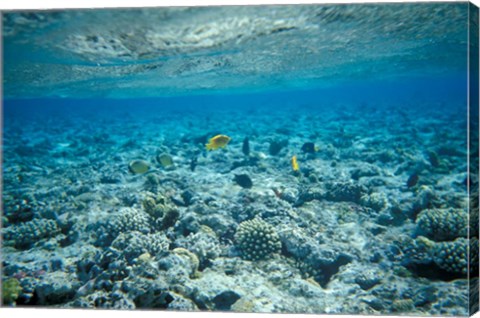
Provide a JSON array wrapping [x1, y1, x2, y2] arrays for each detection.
[[1, 2, 478, 315], [2, 3, 469, 98]]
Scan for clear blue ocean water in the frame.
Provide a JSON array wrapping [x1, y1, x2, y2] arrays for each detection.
[[1, 3, 478, 315]]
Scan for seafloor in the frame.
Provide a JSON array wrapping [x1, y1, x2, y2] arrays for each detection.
[[1, 96, 477, 315]]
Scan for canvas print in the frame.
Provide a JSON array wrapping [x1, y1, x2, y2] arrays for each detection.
[[1, 2, 479, 316]]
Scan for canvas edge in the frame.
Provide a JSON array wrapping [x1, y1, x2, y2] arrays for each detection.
[[469, 1, 480, 317]]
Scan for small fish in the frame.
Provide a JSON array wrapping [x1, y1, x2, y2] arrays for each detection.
[[269, 140, 288, 156], [242, 137, 250, 156], [291, 155, 299, 171], [206, 134, 231, 151], [301, 142, 316, 154], [407, 173, 419, 188], [190, 156, 198, 172], [234, 174, 253, 189], [427, 151, 439, 168], [157, 153, 174, 167], [129, 160, 150, 174]]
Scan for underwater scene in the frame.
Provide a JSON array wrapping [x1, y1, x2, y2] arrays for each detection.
[[1, 2, 479, 316]]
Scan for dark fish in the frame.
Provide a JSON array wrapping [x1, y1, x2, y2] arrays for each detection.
[[407, 173, 419, 188], [269, 140, 288, 156], [181, 190, 195, 206], [427, 151, 439, 167], [242, 137, 250, 156], [301, 142, 316, 154], [234, 174, 253, 189], [190, 156, 198, 172]]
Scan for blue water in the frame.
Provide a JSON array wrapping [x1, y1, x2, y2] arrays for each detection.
[[3, 73, 468, 153], [1, 2, 478, 315], [3, 73, 468, 118]]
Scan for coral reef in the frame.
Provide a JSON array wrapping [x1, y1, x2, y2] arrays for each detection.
[[325, 182, 366, 204], [0, 75, 473, 315], [415, 208, 467, 241], [111, 231, 170, 264], [234, 218, 281, 261], [360, 192, 388, 212], [2, 278, 22, 305], [471, 237, 479, 276], [141, 192, 179, 229], [398, 235, 435, 265], [94, 208, 152, 246], [3, 219, 60, 249], [432, 238, 469, 276], [175, 227, 221, 269], [35, 271, 80, 305]]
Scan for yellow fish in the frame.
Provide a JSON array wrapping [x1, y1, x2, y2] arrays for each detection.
[[291, 155, 299, 171], [206, 134, 231, 151]]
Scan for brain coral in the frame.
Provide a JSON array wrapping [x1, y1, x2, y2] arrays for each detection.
[[234, 218, 281, 261], [415, 208, 467, 241]]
